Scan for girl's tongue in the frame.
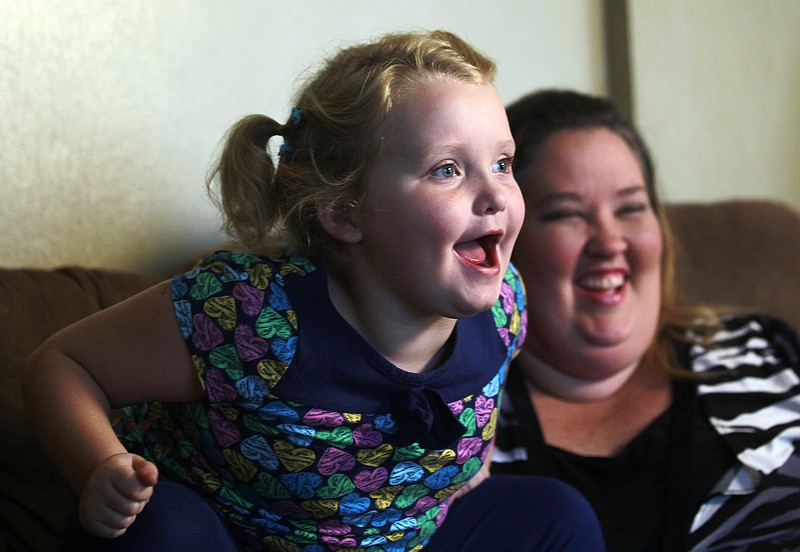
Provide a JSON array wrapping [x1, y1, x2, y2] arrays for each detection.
[[455, 235, 500, 267], [455, 240, 487, 265]]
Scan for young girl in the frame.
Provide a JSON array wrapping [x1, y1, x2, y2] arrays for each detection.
[[24, 31, 604, 551]]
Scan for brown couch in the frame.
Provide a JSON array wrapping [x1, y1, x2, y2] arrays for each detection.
[[1, 200, 799, 551]]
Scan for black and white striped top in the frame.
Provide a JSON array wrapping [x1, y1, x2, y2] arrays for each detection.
[[493, 315, 800, 551]]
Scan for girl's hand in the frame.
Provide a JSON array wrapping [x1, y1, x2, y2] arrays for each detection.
[[79, 453, 159, 538]]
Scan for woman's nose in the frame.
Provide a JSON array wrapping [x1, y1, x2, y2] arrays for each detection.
[[585, 221, 627, 257]]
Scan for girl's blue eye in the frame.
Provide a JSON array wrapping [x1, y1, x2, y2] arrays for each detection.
[[492, 157, 513, 174], [431, 163, 459, 178]]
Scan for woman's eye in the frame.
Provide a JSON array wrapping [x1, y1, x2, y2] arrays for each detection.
[[492, 157, 514, 174], [431, 163, 460, 178], [618, 203, 648, 216], [540, 210, 584, 223]]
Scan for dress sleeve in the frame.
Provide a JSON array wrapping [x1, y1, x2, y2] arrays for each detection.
[[494, 262, 527, 370], [170, 251, 306, 409]]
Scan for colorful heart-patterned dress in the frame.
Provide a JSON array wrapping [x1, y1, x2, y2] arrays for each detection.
[[116, 251, 526, 551]]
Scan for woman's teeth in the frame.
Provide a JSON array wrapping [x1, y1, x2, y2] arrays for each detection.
[[578, 273, 626, 291]]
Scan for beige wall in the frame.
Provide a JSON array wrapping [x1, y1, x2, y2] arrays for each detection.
[[628, 0, 800, 211], [1, 0, 606, 275], [8, 1, 795, 277]]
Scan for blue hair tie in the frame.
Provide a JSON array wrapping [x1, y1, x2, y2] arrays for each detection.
[[279, 108, 302, 156], [278, 142, 295, 156], [290, 106, 303, 125]]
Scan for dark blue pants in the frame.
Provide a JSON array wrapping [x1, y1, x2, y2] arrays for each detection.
[[426, 475, 606, 551], [60, 480, 240, 552], [61, 476, 605, 551]]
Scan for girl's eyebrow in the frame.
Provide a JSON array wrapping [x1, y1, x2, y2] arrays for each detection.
[[499, 138, 516, 152], [423, 143, 462, 158], [423, 137, 516, 157]]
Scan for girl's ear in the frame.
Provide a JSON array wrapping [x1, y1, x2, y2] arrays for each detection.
[[316, 199, 363, 244]]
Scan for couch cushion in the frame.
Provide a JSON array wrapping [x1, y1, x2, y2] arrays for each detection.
[[666, 200, 800, 331]]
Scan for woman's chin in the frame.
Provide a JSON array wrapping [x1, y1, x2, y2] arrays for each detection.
[[576, 320, 636, 349]]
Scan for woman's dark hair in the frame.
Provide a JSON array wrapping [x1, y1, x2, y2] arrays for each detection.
[[506, 89, 656, 213]]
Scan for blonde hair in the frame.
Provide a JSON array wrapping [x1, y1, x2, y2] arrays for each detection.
[[208, 30, 495, 268]]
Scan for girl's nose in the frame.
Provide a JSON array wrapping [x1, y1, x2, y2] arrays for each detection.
[[478, 178, 508, 215]]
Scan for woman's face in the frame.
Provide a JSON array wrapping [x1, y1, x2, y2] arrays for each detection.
[[513, 127, 663, 382]]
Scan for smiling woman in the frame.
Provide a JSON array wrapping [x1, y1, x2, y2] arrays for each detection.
[[492, 88, 800, 551]]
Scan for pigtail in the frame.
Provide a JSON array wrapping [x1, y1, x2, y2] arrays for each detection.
[[206, 31, 497, 266], [208, 114, 284, 248]]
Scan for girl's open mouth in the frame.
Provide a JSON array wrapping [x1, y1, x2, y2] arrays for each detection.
[[454, 233, 501, 268]]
